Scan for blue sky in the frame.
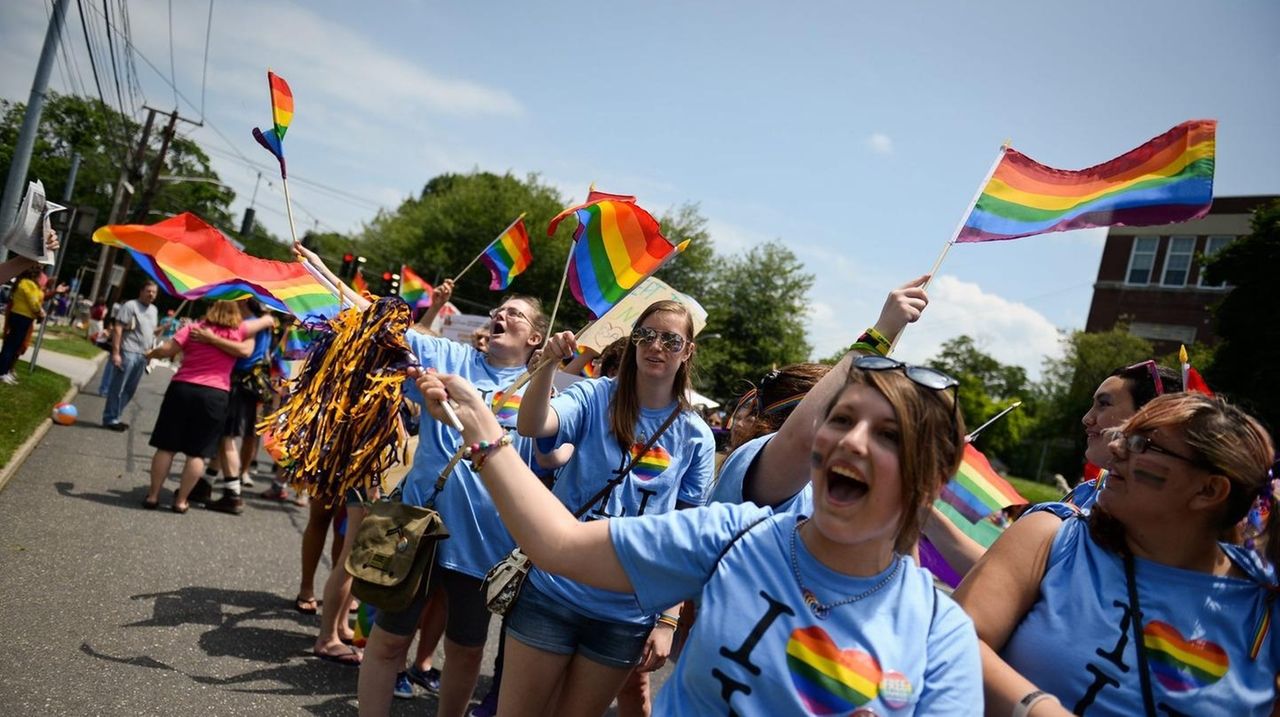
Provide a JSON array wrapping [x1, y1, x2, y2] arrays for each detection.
[[3, 0, 1278, 376]]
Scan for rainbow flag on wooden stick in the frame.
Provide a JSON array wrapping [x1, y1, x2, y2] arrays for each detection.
[[957, 120, 1216, 243], [93, 213, 340, 322], [548, 191, 688, 319], [399, 265, 432, 307], [481, 217, 533, 290], [932, 444, 1027, 548]]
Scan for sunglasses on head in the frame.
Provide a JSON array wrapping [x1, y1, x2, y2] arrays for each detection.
[[1124, 359, 1165, 397], [853, 355, 959, 391], [631, 326, 688, 353]]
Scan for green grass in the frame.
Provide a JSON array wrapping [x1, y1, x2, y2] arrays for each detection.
[[0, 360, 72, 469], [1005, 475, 1064, 505], [29, 324, 104, 359]]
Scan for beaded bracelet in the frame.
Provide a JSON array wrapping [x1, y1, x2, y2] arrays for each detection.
[[467, 433, 513, 470]]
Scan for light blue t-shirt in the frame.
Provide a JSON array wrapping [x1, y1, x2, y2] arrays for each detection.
[[1002, 503, 1280, 715], [527, 376, 715, 624], [401, 332, 534, 578], [1062, 472, 1105, 514], [709, 432, 812, 513], [611, 502, 982, 715]]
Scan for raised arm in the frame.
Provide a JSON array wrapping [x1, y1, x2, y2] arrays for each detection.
[[292, 242, 369, 311], [952, 511, 1070, 716], [516, 329, 575, 438], [0, 229, 58, 284], [189, 326, 255, 358], [417, 369, 632, 592], [414, 279, 454, 333], [241, 314, 277, 337], [747, 275, 930, 506]]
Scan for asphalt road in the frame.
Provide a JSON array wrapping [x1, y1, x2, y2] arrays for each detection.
[[0, 363, 671, 715]]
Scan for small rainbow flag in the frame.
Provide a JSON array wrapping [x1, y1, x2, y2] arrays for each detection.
[[352, 269, 369, 295], [480, 217, 533, 290], [548, 191, 688, 319], [931, 444, 1026, 548], [251, 71, 294, 178], [93, 213, 340, 322], [399, 265, 432, 307], [957, 120, 1216, 243]]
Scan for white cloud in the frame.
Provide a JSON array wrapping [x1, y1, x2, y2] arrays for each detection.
[[705, 217, 773, 254], [890, 275, 1064, 378], [865, 132, 894, 155]]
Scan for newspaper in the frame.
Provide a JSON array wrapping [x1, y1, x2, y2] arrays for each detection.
[[2, 179, 64, 264]]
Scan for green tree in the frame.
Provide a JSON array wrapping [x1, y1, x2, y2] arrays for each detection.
[[1202, 199, 1280, 431], [652, 202, 719, 299], [928, 336, 1034, 463], [695, 241, 814, 401]]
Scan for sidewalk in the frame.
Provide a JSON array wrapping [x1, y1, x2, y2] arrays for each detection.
[[0, 365, 461, 715], [20, 343, 104, 389]]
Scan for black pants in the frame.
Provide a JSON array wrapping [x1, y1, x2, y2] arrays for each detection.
[[0, 313, 34, 375]]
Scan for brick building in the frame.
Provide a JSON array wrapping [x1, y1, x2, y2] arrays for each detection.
[[1084, 195, 1275, 355]]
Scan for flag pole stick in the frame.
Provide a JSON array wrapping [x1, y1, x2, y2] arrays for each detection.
[[544, 245, 573, 341], [888, 143, 1007, 355], [965, 400, 1022, 444], [453, 212, 527, 284], [280, 175, 347, 307]]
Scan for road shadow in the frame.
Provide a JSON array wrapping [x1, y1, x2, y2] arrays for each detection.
[[55, 480, 150, 510]]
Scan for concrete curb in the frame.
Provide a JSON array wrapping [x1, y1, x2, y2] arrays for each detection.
[[0, 351, 107, 494]]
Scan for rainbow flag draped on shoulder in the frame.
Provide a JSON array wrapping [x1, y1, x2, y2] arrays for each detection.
[[93, 212, 341, 322], [957, 119, 1216, 243], [548, 190, 688, 319]]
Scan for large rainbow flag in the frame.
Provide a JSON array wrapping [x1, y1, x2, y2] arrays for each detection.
[[957, 119, 1216, 243], [251, 71, 294, 178], [399, 265, 432, 307], [92, 213, 340, 322], [481, 217, 533, 290], [547, 191, 688, 319], [933, 443, 1027, 548]]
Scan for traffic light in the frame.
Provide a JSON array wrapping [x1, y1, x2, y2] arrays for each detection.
[[341, 253, 355, 280], [383, 270, 401, 295]]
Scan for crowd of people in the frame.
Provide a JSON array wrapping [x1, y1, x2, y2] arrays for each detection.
[[5, 225, 1279, 715]]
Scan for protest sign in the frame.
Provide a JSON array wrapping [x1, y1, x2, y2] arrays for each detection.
[[576, 277, 706, 353]]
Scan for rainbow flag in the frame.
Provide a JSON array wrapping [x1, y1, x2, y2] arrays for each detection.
[[481, 217, 533, 290], [93, 212, 340, 322], [400, 265, 432, 307], [352, 269, 369, 295], [547, 191, 689, 319], [957, 120, 1216, 243], [251, 71, 294, 178], [932, 444, 1027, 548]]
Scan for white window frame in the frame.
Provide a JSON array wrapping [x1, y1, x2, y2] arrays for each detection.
[[1161, 235, 1196, 287], [1125, 236, 1159, 285], [1198, 235, 1234, 288]]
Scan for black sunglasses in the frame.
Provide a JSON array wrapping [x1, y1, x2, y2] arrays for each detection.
[[853, 355, 961, 431], [1114, 430, 1218, 473]]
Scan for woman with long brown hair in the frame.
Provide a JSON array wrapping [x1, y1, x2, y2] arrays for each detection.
[[512, 299, 716, 716]]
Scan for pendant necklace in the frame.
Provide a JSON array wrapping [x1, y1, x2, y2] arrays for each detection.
[[789, 518, 902, 620]]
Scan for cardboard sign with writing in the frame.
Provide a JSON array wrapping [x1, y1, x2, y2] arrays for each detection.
[[576, 277, 706, 353]]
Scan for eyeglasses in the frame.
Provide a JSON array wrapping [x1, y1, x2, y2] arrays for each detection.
[[1124, 360, 1165, 397], [1114, 430, 1218, 473], [853, 356, 959, 391], [631, 326, 688, 353], [488, 306, 530, 325]]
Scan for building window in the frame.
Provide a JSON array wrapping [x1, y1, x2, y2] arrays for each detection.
[[1199, 235, 1234, 287], [1126, 236, 1158, 284], [1161, 236, 1195, 286]]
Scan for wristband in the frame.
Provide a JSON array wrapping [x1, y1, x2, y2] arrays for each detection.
[[656, 615, 679, 630], [857, 326, 892, 356], [1012, 690, 1058, 717], [467, 432, 513, 470]]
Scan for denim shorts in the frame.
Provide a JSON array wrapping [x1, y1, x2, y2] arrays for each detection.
[[505, 582, 652, 669]]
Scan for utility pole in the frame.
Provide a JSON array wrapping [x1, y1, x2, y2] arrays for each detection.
[[0, 0, 70, 261], [88, 108, 155, 303]]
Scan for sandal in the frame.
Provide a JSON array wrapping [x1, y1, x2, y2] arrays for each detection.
[[142, 498, 159, 510], [313, 645, 362, 667], [171, 502, 189, 514], [294, 595, 319, 615]]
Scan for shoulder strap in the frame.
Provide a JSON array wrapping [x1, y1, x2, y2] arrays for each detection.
[[1123, 551, 1158, 717], [571, 405, 683, 518], [713, 513, 772, 567]]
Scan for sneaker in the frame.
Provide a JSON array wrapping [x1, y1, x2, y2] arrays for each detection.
[[188, 478, 214, 504], [468, 689, 498, 717], [1, 373, 17, 385], [240, 474, 256, 489], [262, 483, 289, 501], [393, 672, 415, 700], [405, 665, 441, 694], [208, 494, 244, 515], [107, 422, 129, 432]]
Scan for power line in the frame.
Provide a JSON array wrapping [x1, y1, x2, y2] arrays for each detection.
[[199, 0, 213, 121], [73, 0, 130, 165], [100, 0, 127, 122], [166, 0, 178, 107]]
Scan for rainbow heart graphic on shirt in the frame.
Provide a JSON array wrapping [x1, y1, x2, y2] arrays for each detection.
[[1142, 621, 1229, 692], [490, 391, 521, 422], [628, 443, 671, 481], [785, 626, 881, 713]]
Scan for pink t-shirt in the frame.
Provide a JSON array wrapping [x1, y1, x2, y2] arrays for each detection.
[[172, 322, 245, 391]]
